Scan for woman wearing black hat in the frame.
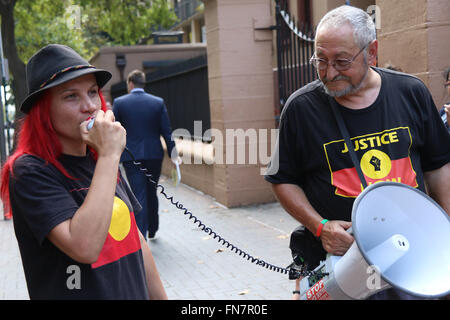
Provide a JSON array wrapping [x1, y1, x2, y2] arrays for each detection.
[[0, 44, 167, 300]]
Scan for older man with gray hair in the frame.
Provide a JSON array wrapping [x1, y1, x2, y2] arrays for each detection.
[[265, 5, 450, 299]]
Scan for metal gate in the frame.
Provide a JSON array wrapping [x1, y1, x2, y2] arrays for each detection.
[[0, 80, 14, 165], [0, 34, 13, 165], [275, 0, 317, 119]]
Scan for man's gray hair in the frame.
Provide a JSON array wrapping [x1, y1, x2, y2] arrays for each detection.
[[316, 5, 376, 49]]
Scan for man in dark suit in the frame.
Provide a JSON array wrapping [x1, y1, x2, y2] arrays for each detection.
[[113, 70, 178, 240]]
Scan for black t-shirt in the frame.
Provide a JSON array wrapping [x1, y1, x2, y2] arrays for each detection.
[[265, 67, 450, 223], [9, 151, 149, 299]]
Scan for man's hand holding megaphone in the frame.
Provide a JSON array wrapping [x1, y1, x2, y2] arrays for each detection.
[[319, 220, 354, 256]]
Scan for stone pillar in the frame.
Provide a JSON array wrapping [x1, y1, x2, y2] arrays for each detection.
[[377, 0, 450, 108], [203, 0, 277, 207]]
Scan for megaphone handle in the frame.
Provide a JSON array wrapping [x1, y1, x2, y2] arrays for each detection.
[[346, 226, 353, 235]]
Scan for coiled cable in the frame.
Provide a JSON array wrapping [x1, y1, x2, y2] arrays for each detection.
[[124, 147, 319, 278]]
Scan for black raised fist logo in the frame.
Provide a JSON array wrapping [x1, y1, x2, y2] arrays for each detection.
[[369, 156, 381, 171]]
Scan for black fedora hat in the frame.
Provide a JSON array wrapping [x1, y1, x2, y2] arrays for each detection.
[[20, 44, 112, 113]]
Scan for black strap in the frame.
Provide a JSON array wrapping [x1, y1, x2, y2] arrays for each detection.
[[328, 97, 368, 189]]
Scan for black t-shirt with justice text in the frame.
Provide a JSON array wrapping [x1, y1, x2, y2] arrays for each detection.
[[265, 67, 450, 223]]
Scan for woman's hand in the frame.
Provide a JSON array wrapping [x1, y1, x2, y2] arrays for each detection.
[[80, 109, 126, 158]]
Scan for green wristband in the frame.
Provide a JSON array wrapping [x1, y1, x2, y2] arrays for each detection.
[[315, 219, 329, 237]]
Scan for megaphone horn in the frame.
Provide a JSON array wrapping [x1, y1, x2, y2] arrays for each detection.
[[299, 182, 450, 300]]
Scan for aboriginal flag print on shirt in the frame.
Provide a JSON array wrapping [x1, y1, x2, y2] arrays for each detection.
[[91, 196, 141, 269], [324, 127, 418, 198]]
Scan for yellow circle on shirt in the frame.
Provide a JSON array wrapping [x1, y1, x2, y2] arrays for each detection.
[[360, 149, 392, 180], [108, 197, 131, 241]]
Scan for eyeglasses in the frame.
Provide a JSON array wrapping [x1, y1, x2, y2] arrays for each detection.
[[445, 81, 450, 88], [310, 43, 370, 71]]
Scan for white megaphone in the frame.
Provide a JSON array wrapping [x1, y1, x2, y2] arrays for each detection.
[[299, 181, 450, 300]]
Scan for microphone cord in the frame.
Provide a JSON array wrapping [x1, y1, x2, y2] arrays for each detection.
[[123, 147, 318, 279]]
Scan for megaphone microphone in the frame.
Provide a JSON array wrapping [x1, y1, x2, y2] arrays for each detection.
[[86, 117, 95, 130], [298, 182, 450, 300]]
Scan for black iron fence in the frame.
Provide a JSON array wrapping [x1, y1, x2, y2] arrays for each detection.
[[275, 0, 317, 118], [0, 81, 15, 164], [111, 55, 211, 141]]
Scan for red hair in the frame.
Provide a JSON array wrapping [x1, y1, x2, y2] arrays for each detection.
[[0, 89, 108, 218]]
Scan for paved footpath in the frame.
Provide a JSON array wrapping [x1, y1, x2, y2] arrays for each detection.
[[0, 176, 300, 300]]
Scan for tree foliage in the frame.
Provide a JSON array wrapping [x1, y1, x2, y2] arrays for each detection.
[[15, 0, 179, 62], [85, 0, 179, 46], [15, 1, 87, 62], [0, 0, 178, 125]]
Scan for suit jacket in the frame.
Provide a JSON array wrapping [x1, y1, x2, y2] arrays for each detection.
[[113, 88, 176, 162]]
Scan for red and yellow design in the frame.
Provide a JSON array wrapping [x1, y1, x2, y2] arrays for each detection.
[[92, 197, 141, 269], [324, 127, 418, 198]]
